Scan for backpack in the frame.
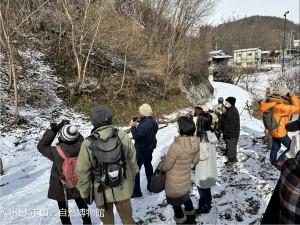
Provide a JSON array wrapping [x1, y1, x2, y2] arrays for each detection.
[[56, 145, 78, 188], [263, 106, 282, 131], [87, 128, 127, 189]]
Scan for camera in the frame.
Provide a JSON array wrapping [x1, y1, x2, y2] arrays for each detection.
[[132, 116, 138, 122]]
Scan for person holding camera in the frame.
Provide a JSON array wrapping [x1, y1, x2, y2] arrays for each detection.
[[129, 103, 158, 198], [37, 120, 92, 225], [259, 87, 300, 168]]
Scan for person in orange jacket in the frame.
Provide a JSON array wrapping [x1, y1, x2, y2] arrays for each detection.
[[259, 87, 300, 168]]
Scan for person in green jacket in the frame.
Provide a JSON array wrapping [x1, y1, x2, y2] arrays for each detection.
[[212, 97, 224, 114], [76, 105, 139, 225]]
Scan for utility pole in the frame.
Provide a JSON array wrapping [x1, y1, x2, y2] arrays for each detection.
[[282, 11, 289, 74]]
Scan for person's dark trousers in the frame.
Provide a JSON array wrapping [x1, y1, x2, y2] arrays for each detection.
[[173, 199, 194, 219], [225, 138, 238, 162], [261, 181, 280, 224], [133, 149, 154, 195], [197, 187, 212, 206], [270, 135, 291, 163], [57, 197, 92, 225]]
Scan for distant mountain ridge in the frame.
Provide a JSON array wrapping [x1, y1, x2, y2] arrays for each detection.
[[211, 16, 299, 54]]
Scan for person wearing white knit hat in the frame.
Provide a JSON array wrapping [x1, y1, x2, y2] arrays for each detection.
[[139, 103, 153, 116], [129, 103, 158, 198]]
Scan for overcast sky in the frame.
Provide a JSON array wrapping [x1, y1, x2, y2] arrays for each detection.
[[208, 0, 300, 25]]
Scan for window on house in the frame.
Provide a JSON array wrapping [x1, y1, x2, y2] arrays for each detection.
[[247, 53, 252, 56]]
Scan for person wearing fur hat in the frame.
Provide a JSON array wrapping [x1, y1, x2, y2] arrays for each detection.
[[76, 106, 139, 225], [129, 103, 158, 198], [37, 120, 92, 225], [219, 97, 240, 167], [259, 87, 300, 168]]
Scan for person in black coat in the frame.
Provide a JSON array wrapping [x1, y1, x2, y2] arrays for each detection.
[[129, 103, 158, 197], [37, 120, 91, 225], [220, 97, 240, 166]]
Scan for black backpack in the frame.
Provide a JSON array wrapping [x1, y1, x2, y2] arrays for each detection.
[[88, 128, 127, 189]]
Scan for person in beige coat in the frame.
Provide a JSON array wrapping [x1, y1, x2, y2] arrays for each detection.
[[162, 116, 200, 224], [76, 106, 139, 225]]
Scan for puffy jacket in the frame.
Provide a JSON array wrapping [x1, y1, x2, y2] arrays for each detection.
[[260, 94, 300, 138], [131, 116, 158, 151], [37, 129, 83, 202], [220, 105, 240, 139], [162, 135, 200, 198], [76, 125, 139, 207]]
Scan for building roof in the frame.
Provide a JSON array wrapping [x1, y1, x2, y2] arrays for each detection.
[[209, 50, 224, 55], [233, 48, 261, 53], [212, 55, 232, 59]]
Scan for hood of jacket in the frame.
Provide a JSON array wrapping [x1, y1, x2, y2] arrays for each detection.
[[174, 135, 199, 155], [260, 97, 287, 113], [207, 131, 218, 144]]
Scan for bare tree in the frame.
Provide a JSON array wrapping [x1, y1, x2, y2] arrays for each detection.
[[0, 0, 49, 123], [62, 0, 102, 84]]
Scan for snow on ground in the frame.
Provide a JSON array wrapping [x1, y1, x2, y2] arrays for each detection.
[[0, 56, 293, 225]]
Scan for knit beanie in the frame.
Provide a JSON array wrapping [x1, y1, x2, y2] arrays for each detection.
[[58, 125, 79, 142], [218, 97, 224, 103], [225, 97, 236, 106], [139, 103, 152, 116], [90, 105, 113, 128]]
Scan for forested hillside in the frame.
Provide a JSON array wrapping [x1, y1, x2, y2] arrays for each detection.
[[0, 0, 217, 125], [211, 16, 299, 54]]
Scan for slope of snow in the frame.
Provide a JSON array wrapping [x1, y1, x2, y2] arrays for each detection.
[[0, 56, 294, 225]]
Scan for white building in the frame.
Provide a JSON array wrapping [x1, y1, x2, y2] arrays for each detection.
[[233, 48, 262, 68]]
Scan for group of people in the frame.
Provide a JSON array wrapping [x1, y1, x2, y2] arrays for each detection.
[[37, 96, 240, 225], [37, 87, 300, 225]]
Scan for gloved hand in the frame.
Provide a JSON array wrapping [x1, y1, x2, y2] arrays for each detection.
[[50, 122, 59, 133], [57, 119, 70, 131], [287, 92, 294, 98]]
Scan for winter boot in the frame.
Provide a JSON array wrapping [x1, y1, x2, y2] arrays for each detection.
[[183, 208, 196, 224], [173, 214, 187, 225], [82, 216, 92, 225], [196, 204, 210, 214]]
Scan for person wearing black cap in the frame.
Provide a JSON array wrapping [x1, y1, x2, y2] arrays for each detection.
[[76, 106, 139, 225], [37, 120, 92, 225], [219, 97, 240, 166]]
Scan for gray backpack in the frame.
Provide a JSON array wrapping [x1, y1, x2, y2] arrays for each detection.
[[88, 128, 127, 189]]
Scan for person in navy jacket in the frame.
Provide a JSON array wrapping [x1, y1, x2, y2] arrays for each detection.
[[129, 103, 158, 197]]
